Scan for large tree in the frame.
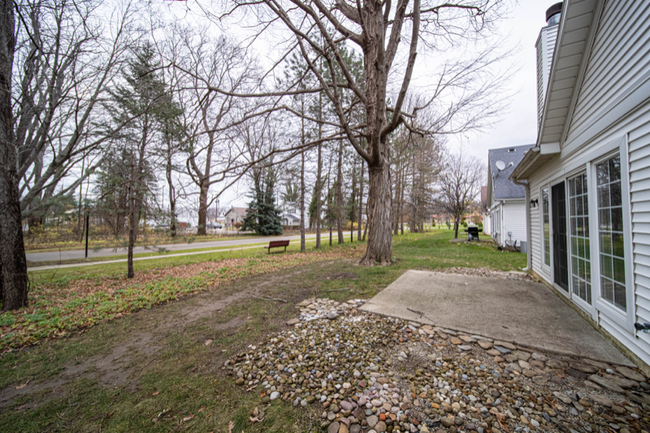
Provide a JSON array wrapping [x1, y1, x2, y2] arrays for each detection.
[[0, 0, 28, 311], [436, 152, 484, 239], [219, 0, 507, 265]]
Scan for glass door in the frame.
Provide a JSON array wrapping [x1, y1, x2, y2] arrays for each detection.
[[568, 173, 591, 305]]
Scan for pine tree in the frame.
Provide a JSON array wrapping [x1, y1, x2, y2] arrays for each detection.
[[241, 174, 283, 236]]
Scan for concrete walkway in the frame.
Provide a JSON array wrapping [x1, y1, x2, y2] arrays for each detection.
[[360, 270, 633, 366], [28, 238, 318, 271], [26, 234, 319, 262]]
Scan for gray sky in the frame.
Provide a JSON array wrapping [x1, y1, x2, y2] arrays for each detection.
[[457, 1, 559, 162]]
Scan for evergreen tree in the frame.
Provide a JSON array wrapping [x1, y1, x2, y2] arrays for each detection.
[[241, 173, 283, 236]]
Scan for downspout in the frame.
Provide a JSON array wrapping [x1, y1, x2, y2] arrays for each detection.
[[513, 178, 532, 272]]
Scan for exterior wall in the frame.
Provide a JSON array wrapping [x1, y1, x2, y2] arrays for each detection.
[[526, 0, 650, 369], [489, 201, 527, 247], [536, 23, 559, 126], [503, 200, 527, 246], [483, 214, 491, 235]]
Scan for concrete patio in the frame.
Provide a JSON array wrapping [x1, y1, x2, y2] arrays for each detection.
[[360, 270, 634, 366]]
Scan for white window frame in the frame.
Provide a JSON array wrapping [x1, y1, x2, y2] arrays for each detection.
[[566, 170, 593, 315], [589, 136, 635, 331], [540, 185, 552, 273]]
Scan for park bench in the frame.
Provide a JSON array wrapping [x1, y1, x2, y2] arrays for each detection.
[[265, 240, 290, 254]]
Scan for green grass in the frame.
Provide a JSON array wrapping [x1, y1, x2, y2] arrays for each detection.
[[27, 238, 314, 268], [0, 230, 526, 432]]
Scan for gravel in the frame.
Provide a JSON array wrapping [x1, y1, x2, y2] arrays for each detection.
[[226, 298, 650, 433]]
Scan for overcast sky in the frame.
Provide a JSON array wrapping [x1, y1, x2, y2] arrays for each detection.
[[457, 1, 560, 161]]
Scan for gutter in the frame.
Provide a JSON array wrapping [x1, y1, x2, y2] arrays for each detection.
[[512, 177, 532, 272]]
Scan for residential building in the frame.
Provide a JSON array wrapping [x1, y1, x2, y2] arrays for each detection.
[[485, 144, 534, 248], [224, 207, 248, 228], [511, 1, 650, 371]]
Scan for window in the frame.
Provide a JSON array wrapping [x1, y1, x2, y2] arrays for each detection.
[[542, 188, 550, 267], [597, 155, 626, 311], [568, 174, 591, 304]]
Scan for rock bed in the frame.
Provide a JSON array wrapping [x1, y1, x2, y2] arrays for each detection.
[[225, 298, 650, 433], [433, 267, 536, 282]]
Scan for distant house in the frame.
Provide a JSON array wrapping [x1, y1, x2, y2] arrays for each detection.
[[282, 212, 301, 226], [510, 1, 650, 371], [224, 207, 247, 228], [485, 144, 534, 248]]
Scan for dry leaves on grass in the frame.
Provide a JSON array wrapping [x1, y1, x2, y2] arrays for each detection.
[[0, 245, 364, 352]]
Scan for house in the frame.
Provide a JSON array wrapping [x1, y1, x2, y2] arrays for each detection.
[[224, 207, 247, 228], [282, 212, 301, 226], [511, 1, 650, 371], [485, 144, 534, 248]]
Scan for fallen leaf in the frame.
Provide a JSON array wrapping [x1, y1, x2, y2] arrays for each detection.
[[15, 383, 27, 390], [204, 339, 213, 346], [250, 416, 261, 423], [228, 421, 234, 433], [152, 391, 160, 396], [182, 414, 194, 422], [106, 411, 114, 419], [198, 406, 206, 412]]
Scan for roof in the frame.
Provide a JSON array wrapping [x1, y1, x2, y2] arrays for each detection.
[[513, 0, 601, 181], [488, 144, 535, 200], [481, 186, 488, 213], [226, 207, 248, 216]]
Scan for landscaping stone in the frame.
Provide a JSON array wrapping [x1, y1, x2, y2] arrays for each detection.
[[226, 297, 650, 433]]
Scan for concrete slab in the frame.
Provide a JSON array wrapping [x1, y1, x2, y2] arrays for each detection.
[[360, 270, 633, 366]]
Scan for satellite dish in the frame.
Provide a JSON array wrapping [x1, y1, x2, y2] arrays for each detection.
[[496, 160, 506, 171]]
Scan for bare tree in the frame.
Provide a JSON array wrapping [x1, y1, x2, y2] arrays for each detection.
[[0, 0, 138, 309], [167, 29, 258, 236], [436, 152, 484, 239], [216, 0, 508, 265], [0, 0, 28, 310]]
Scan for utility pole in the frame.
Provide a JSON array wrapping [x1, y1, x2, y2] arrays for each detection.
[[84, 213, 90, 261]]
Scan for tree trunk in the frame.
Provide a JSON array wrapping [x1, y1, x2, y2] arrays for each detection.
[[358, 159, 364, 242], [300, 108, 306, 251], [393, 166, 400, 235], [300, 150, 305, 251], [197, 178, 209, 236], [336, 139, 344, 244], [454, 217, 460, 239], [0, 1, 28, 311], [351, 164, 356, 243], [315, 142, 322, 249], [360, 161, 392, 265], [167, 149, 177, 238]]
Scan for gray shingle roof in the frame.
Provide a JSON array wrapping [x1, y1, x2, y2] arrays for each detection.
[[489, 144, 535, 200]]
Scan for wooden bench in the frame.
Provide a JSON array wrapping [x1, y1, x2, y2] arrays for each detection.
[[265, 240, 290, 254]]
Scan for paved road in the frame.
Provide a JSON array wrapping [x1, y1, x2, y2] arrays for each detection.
[[26, 234, 319, 262]]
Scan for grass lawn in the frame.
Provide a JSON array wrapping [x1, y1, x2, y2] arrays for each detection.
[[0, 230, 526, 432]]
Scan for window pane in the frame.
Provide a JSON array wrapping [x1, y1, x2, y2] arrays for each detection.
[[614, 283, 626, 310], [613, 258, 626, 284], [599, 209, 610, 231], [601, 253, 613, 279], [602, 278, 614, 302], [610, 181, 621, 207], [598, 185, 610, 208], [611, 208, 623, 232], [609, 156, 621, 182], [597, 162, 609, 186], [600, 232, 612, 255]]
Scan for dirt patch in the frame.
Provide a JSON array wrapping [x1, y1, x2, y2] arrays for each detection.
[[0, 263, 325, 409], [325, 271, 358, 281]]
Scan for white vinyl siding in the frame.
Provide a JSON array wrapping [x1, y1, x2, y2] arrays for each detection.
[[530, 188, 542, 271], [503, 201, 527, 246], [568, 1, 650, 142], [629, 119, 650, 358]]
